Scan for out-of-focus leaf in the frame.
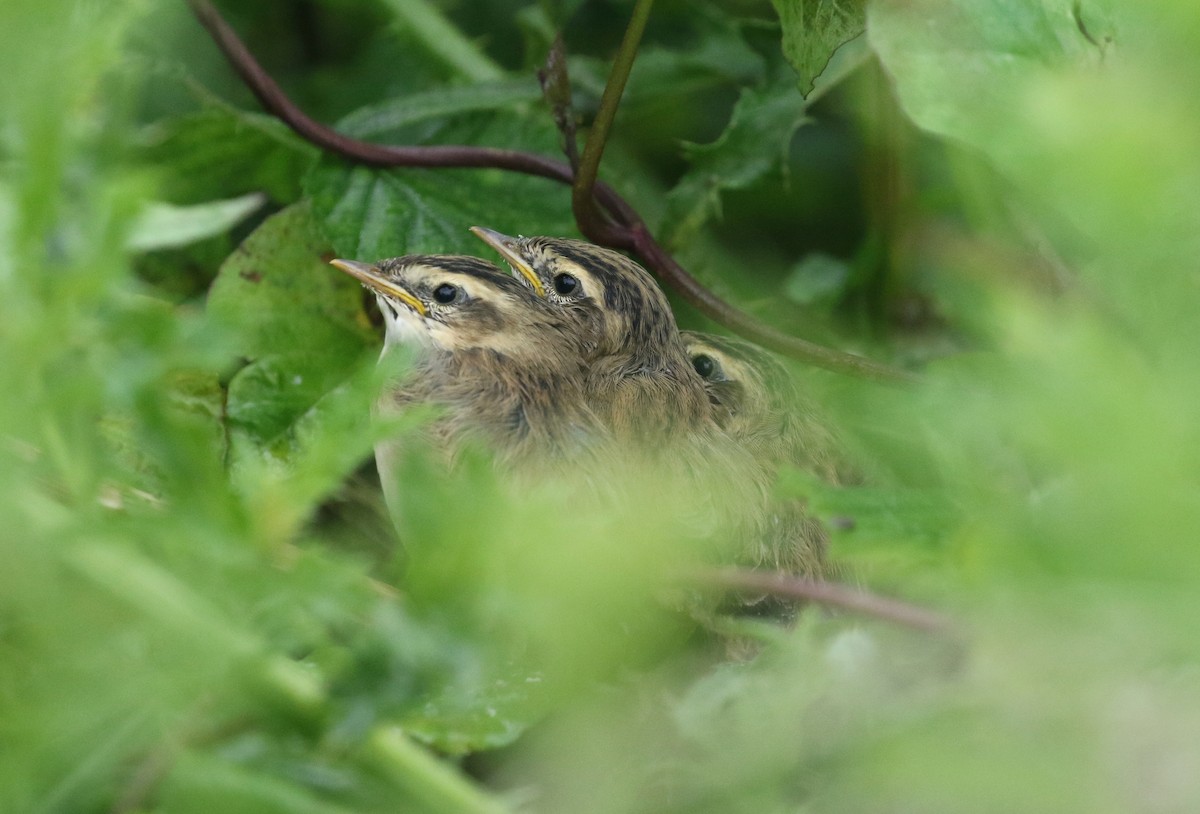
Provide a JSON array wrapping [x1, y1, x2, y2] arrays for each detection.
[[319, 596, 540, 756], [783, 252, 850, 305], [663, 76, 808, 248], [306, 109, 577, 260], [400, 659, 541, 756], [161, 754, 360, 814], [379, 0, 505, 82], [866, 0, 1098, 157], [868, 0, 1200, 347], [771, 0, 866, 94], [126, 193, 265, 252], [808, 481, 959, 589], [167, 370, 226, 434], [623, 17, 766, 106]]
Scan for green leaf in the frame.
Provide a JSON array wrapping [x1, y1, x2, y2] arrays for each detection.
[[663, 76, 808, 249], [141, 103, 318, 205], [806, 31, 870, 106], [224, 352, 354, 454], [362, 727, 512, 814], [126, 193, 265, 252], [808, 483, 956, 552], [335, 79, 543, 140], [771, 0, 867, 95], [257, 357, 400, 525], [867, 0, 1098, 154], [208, 203, 376, 457], [306, 109, 577, 260], [209, 203, 374, 360]]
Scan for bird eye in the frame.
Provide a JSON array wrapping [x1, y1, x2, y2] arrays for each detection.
[[692, 354, 717, 379], [433, 283, 459, 304], [552, 273, 579, 295]]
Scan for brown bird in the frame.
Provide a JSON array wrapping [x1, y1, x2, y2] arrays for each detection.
[[682, 330, 854, 577], [469, 228, 711, 444], [329, 254, 605, 521]]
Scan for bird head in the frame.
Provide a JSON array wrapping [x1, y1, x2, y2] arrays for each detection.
[[470, 228, 684, 367], [682, 330, 852, 484], [330, 254, 582, 365], [680, 331, 789, 434]]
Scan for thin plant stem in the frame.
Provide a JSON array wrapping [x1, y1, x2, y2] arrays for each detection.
[[571, 0, 655, 245]]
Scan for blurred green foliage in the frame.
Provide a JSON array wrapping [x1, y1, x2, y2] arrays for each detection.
[[3, 0, 1200, 811]]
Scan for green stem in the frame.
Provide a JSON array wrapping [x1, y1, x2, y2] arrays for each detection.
[[380, 0, 504, 83], [572, 0, 655, 236], [365, 726, 513, 814]]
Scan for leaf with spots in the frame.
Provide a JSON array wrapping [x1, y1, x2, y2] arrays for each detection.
[[207, 203, 378, 464]]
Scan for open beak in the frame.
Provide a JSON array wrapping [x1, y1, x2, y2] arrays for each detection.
[[330, 259, 427, 317], [469, 226, 546, 297]]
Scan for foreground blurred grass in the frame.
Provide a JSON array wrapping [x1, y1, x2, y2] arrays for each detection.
[[4, 1, 1200, 812]]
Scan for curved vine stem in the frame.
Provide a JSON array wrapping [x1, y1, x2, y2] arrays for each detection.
[[183, 0, 913, 384]]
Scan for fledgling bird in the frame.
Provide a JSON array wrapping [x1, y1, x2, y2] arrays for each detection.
[[682, 331, 850, 486], [469, 228, 711, 444], [682, 330, 853, 577], [329, 254, 604, 520]]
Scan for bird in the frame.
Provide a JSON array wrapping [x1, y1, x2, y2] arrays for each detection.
[[329, 254, 605, 523], [682, 330, 855, 577], [469, 227, 711, 444]]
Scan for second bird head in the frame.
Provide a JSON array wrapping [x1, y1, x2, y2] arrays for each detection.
[[469, 227, 685, 366]]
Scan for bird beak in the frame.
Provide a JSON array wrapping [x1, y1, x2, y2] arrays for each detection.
[[330, 259, 427, 317], [469, 226, 546, 297]]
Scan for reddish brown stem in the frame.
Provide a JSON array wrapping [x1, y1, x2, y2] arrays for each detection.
[[687, 566, 958, 636], [184, 0, 910, 383]]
